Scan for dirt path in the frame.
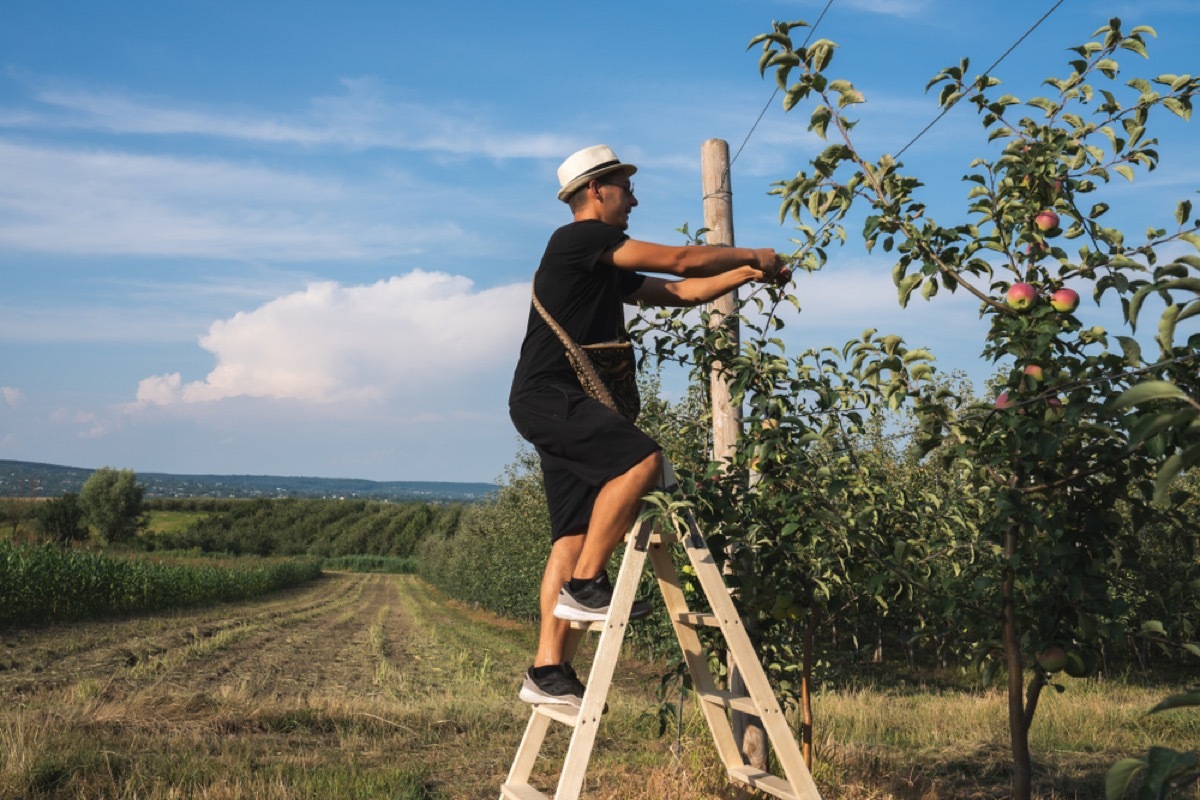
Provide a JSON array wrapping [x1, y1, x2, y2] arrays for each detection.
[[0, 572, 722, 800]]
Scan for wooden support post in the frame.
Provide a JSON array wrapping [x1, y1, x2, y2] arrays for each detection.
[[702, 138, 740, 463], [701, 138, 768, 778]]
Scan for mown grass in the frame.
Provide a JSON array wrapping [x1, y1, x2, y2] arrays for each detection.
[[803, 679, 1200, 798], [1, 574, 1195, 799]]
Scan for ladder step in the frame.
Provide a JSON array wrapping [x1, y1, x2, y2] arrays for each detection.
[[727, 766, 800, 800], [500, 782, 550, 800], [675, 611, 719, 627], [624, 529, 678, 545], [698, 689, 759, 715], [532, 704, 580, 726], [568, 619, 604, 631]]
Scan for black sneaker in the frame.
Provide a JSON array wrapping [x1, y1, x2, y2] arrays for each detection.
[[518, 663, 608, 712], [552, 571, 652, 623], [518, 663, 586, 707]]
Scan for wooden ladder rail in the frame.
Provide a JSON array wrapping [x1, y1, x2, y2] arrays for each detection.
[[500, 510, 823, 800]]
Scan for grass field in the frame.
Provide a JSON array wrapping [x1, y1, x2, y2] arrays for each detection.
[[0, 573, 1195, 799], [143, 510, 211, 536]]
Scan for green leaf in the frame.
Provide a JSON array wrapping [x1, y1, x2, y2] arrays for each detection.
[[1027, 97, 1058, 115], [1163, 96, 1192, 121], [1153, 447, 1200, 504], [1128, 410, 1192, 449], [1116, 336, 1143, 367], [1140, 620, 1167, 636], [1113, 164, 1136, 182], [1105, 757, 1146, 800], [1177, 200, 1193, 226], [1157, 304, 1181, 350], [1112, 381, 1187, 410], [1121, 37, 1149, 58], [809, 105, 832, 140], [902, 348, 934, 364], [897, 274, 922, 308], [1141, 747, 1199, 796], [1148, 689, 1200, 714], [783, 84, 809, 112]]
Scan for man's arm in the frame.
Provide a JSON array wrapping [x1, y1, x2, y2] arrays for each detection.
[[604, 239, 785, 280], [626, 269, 764, 308]]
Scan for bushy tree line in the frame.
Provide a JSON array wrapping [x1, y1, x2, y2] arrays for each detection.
[[149, 497, 463, 559], [417, 372, 1197, 679]]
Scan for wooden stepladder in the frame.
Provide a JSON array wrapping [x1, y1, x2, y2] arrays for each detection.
[[500, 472, 823, 800]]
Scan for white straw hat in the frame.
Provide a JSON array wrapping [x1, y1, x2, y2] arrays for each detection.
[[556, 144, 637, 202]]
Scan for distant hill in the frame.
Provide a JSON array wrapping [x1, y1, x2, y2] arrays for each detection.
[[0, 459, 497, 502]]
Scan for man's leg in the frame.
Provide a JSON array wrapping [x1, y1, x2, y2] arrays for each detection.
[[534, 532, 583, 668], [572, 449, 663, 581], [534, 448, 662, 664]]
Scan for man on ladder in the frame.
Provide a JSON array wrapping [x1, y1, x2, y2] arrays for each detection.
[[507, 143, 790, 707]]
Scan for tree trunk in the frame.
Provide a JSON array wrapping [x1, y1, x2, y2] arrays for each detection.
[[801, 612, 817, 767], [1002, 520, 1033, 800]]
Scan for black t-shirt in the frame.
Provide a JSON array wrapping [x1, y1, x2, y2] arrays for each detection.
[[509, 220, 646, 402]]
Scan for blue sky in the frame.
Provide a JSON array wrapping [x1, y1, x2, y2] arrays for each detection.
[[2, 0, 1197, 484]]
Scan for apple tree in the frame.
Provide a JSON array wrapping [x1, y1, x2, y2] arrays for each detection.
[[747, 16, 1200, 799], [631, 229, 986, 769]]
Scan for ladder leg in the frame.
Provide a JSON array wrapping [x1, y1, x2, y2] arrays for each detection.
[[553, 516, 653, 799], [680, 511, 822, 800], [503, 711, 554, 798], [647, 539, 744, 767]]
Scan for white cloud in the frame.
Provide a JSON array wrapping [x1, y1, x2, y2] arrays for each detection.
[[841, 0, 933, 17], [12, 78, 576, 159], [1, 386, 24, 407], [133, 270, 528, 407], [0, 139, 474, 260]]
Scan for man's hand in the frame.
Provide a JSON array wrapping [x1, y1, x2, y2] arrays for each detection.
[[751, 249, 792, 286]]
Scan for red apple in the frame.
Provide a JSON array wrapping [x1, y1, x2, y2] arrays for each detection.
[[1045, 396, 1065, 422], [995, 391, 1013, 409], [1024, 364, 1044, 382], [1007, 282, 1037, 311], [1050, 287, 1079, 313], [1034, 209, 1060, 232]]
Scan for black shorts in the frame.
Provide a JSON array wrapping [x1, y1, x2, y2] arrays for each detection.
[[509, 383, 661, 541]]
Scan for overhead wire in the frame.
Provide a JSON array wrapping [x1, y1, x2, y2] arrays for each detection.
[[894, 0, 1066, 159], [727, 0, 836, 173]]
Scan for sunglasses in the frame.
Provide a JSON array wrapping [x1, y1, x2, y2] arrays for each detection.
[[599, 179, 635, 195]]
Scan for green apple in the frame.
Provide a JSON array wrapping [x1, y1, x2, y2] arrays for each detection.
[[1037, 645, 1068, 672]]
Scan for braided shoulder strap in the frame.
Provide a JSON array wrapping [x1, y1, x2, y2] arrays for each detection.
[[531, 286, 619, 412]]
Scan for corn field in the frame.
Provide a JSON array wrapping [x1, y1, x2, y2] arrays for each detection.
[[0, 541, 322, 627]]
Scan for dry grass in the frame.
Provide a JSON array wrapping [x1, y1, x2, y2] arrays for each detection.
[[1, 574, 1196, 799]]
